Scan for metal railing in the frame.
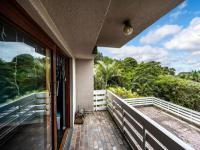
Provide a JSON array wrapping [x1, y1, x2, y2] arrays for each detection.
[[106, 91, 194, 150], [0, 92, 49, 143], [125, 97, 200, 127]]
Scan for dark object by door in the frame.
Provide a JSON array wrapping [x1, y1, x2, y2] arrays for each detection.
[[56, 53, 66, 147]]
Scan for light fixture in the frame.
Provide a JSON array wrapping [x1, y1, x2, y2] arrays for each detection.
[[123, 20, 133, 36]]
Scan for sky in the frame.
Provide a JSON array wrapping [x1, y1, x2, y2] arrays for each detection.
[[99, 0, 200, 74], [0, 42, 45, 62]]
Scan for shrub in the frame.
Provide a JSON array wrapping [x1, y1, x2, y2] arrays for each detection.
[[154, 75, 200, 111], [108, 86, 140, 99]]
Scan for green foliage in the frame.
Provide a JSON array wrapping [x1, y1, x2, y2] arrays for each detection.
[[94, 51, 103, 64], [118, 58, 137, 90], [131, 61, 173, 96], [94, 60, 120, 89], [122, 57, 137, 71], [0, 59, 17, 101], [108, 87, 140, 98], [178, 71, 200, 82], [94, 51, 200, 111], [0, 54, 48, 103], [154, 75, 200, 111]]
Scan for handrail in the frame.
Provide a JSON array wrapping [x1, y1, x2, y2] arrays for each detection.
[[107, 90, 194, 150], [124, 96, 200, 126], [0, 92, 49, 142]]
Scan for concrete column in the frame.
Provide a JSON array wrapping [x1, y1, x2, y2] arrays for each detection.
[[75, 59, 94, 112]]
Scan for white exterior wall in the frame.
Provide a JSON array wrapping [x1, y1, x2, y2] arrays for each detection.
[[75, 59, 94, 112]]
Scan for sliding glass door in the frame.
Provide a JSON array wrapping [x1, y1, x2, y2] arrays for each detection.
[[0, 16, 52, 149], [56, 52, 67, 147]]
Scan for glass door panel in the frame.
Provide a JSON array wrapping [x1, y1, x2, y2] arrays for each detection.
[[56, 53, 66, 147], [0, 16, 52, 150]]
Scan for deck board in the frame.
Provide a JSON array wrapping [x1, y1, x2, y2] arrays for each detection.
[[69, 111, 131, 150]]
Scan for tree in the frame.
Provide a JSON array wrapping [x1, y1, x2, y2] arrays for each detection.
[[0, 59, 17, 102], [122, 57, 137, 71], [131, 61, 172, 96], [94, 51, 103, 64], [117, 57, 138, 90], [12, 54, 36, 94], [94, 64, 104, 90], [93, 53, 200, 111], [95, 60, 120, 89], [178, 71, 200, 82], [190, 71, 200, 82]]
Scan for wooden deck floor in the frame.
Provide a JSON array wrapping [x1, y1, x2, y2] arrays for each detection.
[[69, 111, 131, 150]]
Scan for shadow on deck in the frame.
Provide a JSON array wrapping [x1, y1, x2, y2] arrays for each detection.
[[69, 111, 131, 150]]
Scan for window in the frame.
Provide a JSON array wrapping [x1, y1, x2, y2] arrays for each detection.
[[0, 17, 52, 149]]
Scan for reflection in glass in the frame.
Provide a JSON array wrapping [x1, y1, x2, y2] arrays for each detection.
[[0, 18, 52, 149], [56, 53, 66, 147]]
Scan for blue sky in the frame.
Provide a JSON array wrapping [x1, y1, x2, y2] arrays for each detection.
[[99, 0, 200, 74], [0, 42, 44, 62]]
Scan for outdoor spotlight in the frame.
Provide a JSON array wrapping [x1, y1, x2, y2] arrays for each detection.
[[123, 20, 133, 36]]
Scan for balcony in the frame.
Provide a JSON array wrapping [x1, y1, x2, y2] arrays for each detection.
[[70, 111, 131, 150], [69, 90, 200, 150], [0, 90, 199, 150]]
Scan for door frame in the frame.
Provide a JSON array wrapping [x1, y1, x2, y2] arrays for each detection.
[[0, 1, 71, 149], [55, 49, 71, 147]]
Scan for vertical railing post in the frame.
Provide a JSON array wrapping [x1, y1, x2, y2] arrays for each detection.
[[105, 90, 107, 110], [17, 104, 21, 126], [94, 93, 95, 111], [142, 127, 146, 150], [178, 107, 180, 115], [95, 93, 97, 111], [111, 96, 114, 117], [18, 97, 23, 125], [122, 108, 125, 134], [106, 90, 108, 111], [111, 96, 114, 115], [168, 102, 169, 111]]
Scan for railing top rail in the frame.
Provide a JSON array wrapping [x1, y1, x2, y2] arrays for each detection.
[[107, 90, 195, 150], [124, 97, 154, 101], [0, 92, 48, 111], [153, 97, 200, 115], [93, 90, 106, 95], [125, 96, 200, 116], [0, 93, 36, 110]]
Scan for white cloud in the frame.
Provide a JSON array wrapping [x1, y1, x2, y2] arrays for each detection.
[[170, 11, 187, 20], [140, 25, 182, 44], [0, 41, 44, 62], [169, 1, 187, 20], [164, 17, 200, 51], [178, 1, 187, 10], [101, 45, 168, 63], [99, 15, 200, 73], [192, 51, 200, 56]]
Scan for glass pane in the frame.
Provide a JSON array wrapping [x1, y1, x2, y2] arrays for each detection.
[[0, 17, 52, 149], [56, 53, 66, 147]]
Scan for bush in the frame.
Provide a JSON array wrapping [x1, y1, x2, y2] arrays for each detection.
[[108, 86, 140, 99], [154, 75, 200, 111]]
